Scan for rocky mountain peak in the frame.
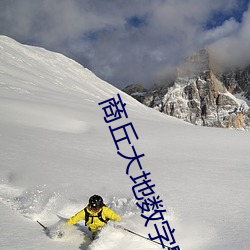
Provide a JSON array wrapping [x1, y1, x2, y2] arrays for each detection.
[[177, 49, 210, 78], [123, 49, 250, 130]]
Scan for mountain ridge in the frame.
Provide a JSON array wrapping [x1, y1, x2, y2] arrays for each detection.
[[123, 49, 250, 130]]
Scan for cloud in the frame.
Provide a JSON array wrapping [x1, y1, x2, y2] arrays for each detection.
[[0, 0, 249, 89], [208, 3, 250, 69], [200, 18, 240, 45]]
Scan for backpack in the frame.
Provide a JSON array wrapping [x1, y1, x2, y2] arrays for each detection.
[[84, 206, 109, 226]]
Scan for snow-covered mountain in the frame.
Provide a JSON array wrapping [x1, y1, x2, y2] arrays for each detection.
[[0, 36, 250, 250], [217, 65, 250, 100], [124, 49, 250, 130]]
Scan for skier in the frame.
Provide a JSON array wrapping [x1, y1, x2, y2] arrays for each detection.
[[66, 194, 122, 239]]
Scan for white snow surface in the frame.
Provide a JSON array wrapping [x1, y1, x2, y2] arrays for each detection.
[[0, 35, 250, 250]]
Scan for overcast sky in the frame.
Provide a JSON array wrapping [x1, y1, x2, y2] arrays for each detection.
[[0, 0, 249, 89]]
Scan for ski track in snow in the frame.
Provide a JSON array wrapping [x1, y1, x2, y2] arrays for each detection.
[[0, 179, 183, 250], [0, 180, 164, 250]]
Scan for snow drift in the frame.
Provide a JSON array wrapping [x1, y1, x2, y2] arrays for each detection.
[[0, 36, 250, 250]]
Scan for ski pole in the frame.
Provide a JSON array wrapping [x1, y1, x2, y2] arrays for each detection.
[[37, 220, 48, 231], [122, 227, 172, 249]]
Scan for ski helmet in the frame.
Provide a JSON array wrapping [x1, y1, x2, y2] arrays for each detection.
[[89, 195, 104, 211]]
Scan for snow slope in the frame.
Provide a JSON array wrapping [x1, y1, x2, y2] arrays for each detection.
[[0, 35, 250, 250]]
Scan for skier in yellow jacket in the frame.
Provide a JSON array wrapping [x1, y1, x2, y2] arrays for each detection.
[[67, 195, 121, 238]]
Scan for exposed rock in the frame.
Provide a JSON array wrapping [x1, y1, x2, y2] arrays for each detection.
[[123, 49, 250, 130], [122, 84, 147, 103], [217, 66, 250, 99]]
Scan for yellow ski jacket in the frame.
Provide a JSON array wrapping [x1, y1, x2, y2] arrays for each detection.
[[67, 206, 121, 233]]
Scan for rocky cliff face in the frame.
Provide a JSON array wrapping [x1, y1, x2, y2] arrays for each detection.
[[217, 66, 250, 99], [123, 49, 250, 130]]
